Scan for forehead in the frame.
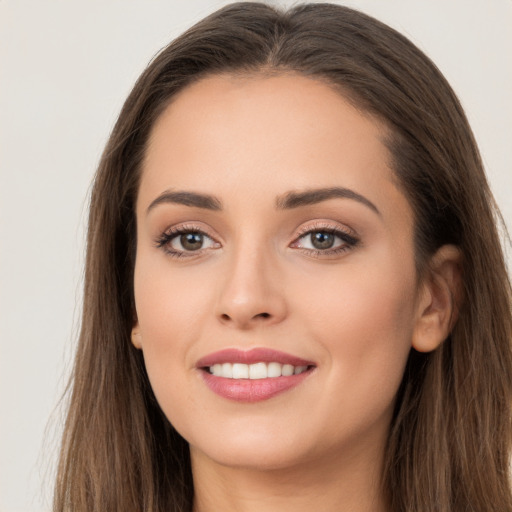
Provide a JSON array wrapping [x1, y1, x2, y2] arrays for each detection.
[[139, 73, 407, 221], [146, 72, 387, 152]]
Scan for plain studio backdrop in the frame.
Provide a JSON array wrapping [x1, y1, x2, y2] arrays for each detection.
[[0, 1, 510, 511]]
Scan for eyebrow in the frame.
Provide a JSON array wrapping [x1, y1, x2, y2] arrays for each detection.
[[147, 190, 222, 214], [146, 186, 380, 216], [276, 187, 380, 215]]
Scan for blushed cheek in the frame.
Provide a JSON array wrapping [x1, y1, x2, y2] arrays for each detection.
[[135, 256, 210, 337], [133, 273, 197, 418], [301, 265, 416, 379]]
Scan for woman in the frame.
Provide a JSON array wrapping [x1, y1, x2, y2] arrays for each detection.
[[53, 3, 512, 511]]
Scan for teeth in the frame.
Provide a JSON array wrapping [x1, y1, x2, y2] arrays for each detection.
[[267, 362, 282, 378], [208, 362, 309, 379], [232, 363, 249, 379], [282, 364, 294, 376], [221, 362, 233, 378], [249, 362, 267, 379]]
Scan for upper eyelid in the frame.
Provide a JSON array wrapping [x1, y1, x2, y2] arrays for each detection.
[[156, 219, 358, 244], [293, 220, 357, 238], [162, 222, 218, 238]]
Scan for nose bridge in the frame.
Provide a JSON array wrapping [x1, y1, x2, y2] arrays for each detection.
[[216, 234, 287, 328]]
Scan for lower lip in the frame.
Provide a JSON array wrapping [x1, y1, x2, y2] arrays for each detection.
[[200, 369, 313, 403]]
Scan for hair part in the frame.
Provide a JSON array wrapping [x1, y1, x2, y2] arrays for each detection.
[[54, 3, 512, 511]]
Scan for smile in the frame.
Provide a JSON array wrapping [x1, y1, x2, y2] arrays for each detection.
[[197, 348, 315, 402], [209, 362, 309, 379]]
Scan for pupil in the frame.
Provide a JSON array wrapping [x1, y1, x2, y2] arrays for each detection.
[[181, 233, 203, 250], [311, 232, 334, 249]]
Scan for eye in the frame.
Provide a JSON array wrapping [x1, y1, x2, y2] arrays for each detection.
[[291, 224, 359, 257], [155, 225, 220, 257], [171, 232, 214, 252], [305, 231, 338, 250]]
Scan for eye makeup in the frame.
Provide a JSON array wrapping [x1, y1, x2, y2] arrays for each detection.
[[154, 222, 221, 258], [154, 219, 360, 260]]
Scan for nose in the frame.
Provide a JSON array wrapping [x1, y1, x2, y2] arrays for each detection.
[[215, 245, 288, 330]]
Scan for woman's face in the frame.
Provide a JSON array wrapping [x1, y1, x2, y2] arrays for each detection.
[[133, 74, 422, 472]]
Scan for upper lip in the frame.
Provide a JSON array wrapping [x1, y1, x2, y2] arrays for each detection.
[[196, 348, 315, 368]]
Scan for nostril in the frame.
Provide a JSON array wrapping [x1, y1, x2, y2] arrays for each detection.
[[218, 311, 273, 325]]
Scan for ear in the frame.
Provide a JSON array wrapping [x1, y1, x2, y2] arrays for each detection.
[[412, 245, 462, 353], [131, 322, 143, 349]]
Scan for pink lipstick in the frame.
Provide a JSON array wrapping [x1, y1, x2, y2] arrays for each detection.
[[196, 348, 315, 402]]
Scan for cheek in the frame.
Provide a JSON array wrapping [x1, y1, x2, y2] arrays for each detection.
[[134, 256, 212, 337], [294, 258, 417, 398], [132, 259, 213, 398]]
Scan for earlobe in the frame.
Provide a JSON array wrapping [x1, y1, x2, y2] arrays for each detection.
[[131, 323, 143, 349], [412, 245, 462, 353]]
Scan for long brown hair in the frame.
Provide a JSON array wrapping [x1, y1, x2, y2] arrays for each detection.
[[54, 3, 512, 511]]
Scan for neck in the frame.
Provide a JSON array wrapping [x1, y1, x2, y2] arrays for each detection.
[[191, 444, 389, 512]]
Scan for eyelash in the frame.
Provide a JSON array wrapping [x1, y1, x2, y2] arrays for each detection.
[[155, 223, 217, 258], [155, 222, 359, 259], [291, 222, 359, 258]]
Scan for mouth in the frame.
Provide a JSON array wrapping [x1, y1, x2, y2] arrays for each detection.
[[196, 348, 316, 402], [206, 362, 311, 379]]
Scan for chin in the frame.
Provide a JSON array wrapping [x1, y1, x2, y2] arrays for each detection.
[[192, 442, 311, 472], [187, 422, 316, 472]]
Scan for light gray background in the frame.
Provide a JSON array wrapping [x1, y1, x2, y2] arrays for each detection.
[[1, 1, 510, 511]]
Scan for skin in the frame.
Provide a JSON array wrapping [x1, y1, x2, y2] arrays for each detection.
[[132, 74, 458, 512]]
